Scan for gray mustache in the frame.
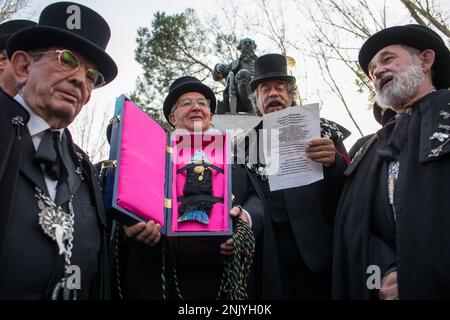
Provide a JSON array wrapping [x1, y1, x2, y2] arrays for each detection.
[[265, 98, 285, 108]]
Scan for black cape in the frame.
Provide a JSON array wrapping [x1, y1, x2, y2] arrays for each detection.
[[333, 90, 450, 299]]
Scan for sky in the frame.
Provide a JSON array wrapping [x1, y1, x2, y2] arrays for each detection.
[[11, 0, 450, 154], [13, 0, 219, 159], [14, 0, 208, 111]]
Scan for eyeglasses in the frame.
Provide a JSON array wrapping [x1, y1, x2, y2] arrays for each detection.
[[176, 98, 210, 109], [29, 49, 105, 89]]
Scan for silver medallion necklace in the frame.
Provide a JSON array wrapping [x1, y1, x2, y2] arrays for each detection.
[[35, 187, 77, 300]]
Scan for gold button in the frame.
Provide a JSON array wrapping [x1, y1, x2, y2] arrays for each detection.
[[194, 166, 205, 174]]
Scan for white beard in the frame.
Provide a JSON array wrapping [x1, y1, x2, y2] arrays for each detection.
[[376, 62, 425, 111]]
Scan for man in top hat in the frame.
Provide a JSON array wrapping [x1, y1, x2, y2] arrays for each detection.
[[0, 2, 117, 299], [234, 53, 350, 299], [332, 24, 450, 300], [0, 19, 36, 96], [115, 76, 264, 300]]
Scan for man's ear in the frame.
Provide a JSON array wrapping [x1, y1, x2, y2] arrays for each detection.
[[168, 113, 176, 127], [0, 51, 8, 72], [420, 49, 435, 73], [10, 51, 31, 88]]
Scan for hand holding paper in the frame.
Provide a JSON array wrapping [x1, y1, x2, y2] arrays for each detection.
[[306, 138, 336, 167]]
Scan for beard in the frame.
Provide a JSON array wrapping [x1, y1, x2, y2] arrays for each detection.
[[375, 62, 425, 111]]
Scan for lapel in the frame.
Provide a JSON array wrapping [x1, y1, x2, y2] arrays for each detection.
[[240, 121, 264, 164], [19, 127, 49, 193], [345, 133, 379, 177], [0, 114, 16, 180], [0, 91, 30, 180], [418, 90, 450, 163], [55, 129, 82, 205], [58, 129, 108, 230]]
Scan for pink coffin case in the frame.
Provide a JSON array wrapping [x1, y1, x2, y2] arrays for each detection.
[[106, 95, 232, 236]]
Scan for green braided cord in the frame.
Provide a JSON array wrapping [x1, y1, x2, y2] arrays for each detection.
[[161, 239, 184, 300], [160, 218, 254, 300], [161, 238, 167, 300], [113, 223, 123, 300], [170, 247, 183, 300], [218, 217, 255, 300]]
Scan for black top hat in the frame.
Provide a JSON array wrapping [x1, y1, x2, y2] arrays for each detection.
[[0, 20, 36, 50], [359, 24, 450, 89], [163, 76, 216, 127], [249, 53, 296, 92], [6, 2, 117, 84]]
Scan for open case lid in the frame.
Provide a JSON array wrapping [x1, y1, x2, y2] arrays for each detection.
[[108, 95, 169, 230]]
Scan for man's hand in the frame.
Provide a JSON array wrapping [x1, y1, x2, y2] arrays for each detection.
[[220, 206, 250, 256], [215, 64, 228, 76], [229, 206, 249, 224], [305, 138, 336, 167], [220, 238, 234, 256], [379, 271, 399, 300], [123, 221, 161, 247]]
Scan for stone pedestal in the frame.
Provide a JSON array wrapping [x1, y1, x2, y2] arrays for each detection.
[[212, 113, 260, 139]]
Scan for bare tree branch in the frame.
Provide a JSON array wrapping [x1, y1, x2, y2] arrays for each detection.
[[400, 0, 450, 37], [0, 0, 29, 22], [400, 0, 429, 26], [69, 103, 113, 164]]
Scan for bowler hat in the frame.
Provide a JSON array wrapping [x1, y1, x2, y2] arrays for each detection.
[[359, 24, 450, 89], [249, 53, 296, 92], [7, 2, 117, 84], [0, 20, 36, 50], [163, 76, 216, 127]]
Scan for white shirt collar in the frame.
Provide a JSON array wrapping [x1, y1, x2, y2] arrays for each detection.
[[14, 94, 64, 138]]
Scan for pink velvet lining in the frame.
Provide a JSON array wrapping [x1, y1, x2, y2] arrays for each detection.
[[171, 133, 229, 232], [116, 101, 166, 227]]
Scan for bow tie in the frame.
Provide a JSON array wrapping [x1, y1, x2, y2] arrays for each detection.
[[34, 129, 68, 181]]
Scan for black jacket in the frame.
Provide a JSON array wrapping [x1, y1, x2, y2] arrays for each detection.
[[234, 118, 349, 299], [0, 91, 111, 299]]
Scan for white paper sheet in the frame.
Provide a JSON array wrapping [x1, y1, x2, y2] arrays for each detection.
[[262, 104, 324, 191]]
